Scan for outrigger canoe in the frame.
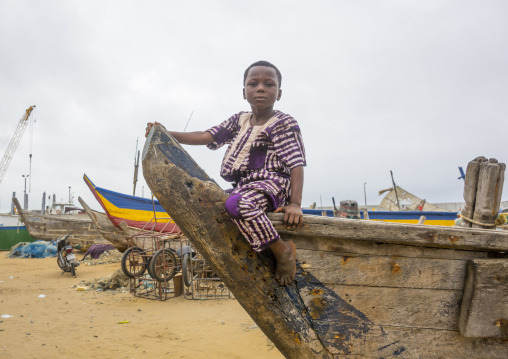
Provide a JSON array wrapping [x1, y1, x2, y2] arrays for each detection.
[[142, 125, 508, 358]]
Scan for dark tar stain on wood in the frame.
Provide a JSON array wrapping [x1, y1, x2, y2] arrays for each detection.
[[296, 267, 375, 354]]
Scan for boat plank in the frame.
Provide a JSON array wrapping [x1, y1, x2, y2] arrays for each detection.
[[269, 214, 508, 252], [319, 325, 508, 357], [323, 285, 462, 330], [297, 249, 467, 290], [293, 235, 491, 260]]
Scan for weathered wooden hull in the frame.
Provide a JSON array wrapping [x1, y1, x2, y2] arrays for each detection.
[[13, 198, 107, 249], [271, 213, 508, 357], [142, 125, 508, 358], [78, 197, 130, 252], [83, 174, 180, 233]]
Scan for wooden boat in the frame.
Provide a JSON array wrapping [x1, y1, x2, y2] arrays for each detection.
[[304, 208, 458, 226], [12, 198, 108, 249], [0, 213, 37, 250], [83, 174, 180, 233], [142, 125, 508, 358], [77, 196, 130, 252]]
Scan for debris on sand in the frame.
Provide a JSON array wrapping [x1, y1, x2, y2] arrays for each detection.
[[79, 269, 129, 291], [80, 248, 122, 265]]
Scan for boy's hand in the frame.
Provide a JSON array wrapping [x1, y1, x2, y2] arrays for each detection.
[[274, 203, 303, 228], [145, 121, 165, 137]]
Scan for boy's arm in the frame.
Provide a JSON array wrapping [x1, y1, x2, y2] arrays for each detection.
[[145, 122, 213, 145], [289, 166, 304, 208], [168, 131, 214, 145], [275, 166, 304, 228]]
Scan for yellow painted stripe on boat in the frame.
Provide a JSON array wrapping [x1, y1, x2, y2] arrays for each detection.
[[370, 219, 455, 226], [96, 192, 174, 224]]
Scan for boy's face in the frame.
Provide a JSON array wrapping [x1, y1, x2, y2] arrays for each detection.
[[243, 66, 281, 110]]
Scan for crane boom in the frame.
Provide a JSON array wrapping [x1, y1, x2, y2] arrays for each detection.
[[0, 106, 36, 185]]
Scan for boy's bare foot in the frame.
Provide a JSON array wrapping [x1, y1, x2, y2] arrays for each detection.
[[269, 239, 296, 285]]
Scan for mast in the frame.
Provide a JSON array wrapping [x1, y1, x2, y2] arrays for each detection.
[[390, 170, 401, 210], [133, 138, 140, 196]]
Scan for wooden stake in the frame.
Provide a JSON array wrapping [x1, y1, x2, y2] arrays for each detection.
[[460, 157, 486, 228], [473, 159, 501, 229]]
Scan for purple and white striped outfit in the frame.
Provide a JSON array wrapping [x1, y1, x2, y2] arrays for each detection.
[[206, 111, 306, 251]]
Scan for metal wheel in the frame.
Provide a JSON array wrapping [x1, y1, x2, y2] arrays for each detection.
[[182, 253, 193, 287], [149, 248, 177, 282], [121, 247, 147, 278], [57, 255, 66, 271]]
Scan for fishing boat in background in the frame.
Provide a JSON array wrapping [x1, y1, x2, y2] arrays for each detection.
[[78, 196, 132, 252], [12, 198, 107, 250], [303, 208, 458, 226], [0, 213, 37, 250], [306, 186, 459, 226], [83, 174, 180, 234]]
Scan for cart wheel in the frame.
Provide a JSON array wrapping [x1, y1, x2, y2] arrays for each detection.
[[149, 248, 177, 282], [121, 247, 147, 278], [182, 254, 193, 287]]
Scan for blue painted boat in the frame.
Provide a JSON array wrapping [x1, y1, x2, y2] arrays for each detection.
[[302, 209, 459, 226]]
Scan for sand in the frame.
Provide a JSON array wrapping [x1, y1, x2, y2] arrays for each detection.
[[0, 254, 284, 359]]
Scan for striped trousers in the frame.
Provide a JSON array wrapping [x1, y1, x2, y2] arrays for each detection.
[[224, 185, 281, 252]]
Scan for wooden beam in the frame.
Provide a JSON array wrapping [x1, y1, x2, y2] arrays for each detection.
[[142, 126, 333, 359], [459, 259, 508, 338], [268, 213, 508, 252]]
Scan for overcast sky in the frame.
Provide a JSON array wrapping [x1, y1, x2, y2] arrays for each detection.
[[1, 0, 507, 214]]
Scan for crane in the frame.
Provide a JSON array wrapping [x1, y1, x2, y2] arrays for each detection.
[[0, 105, 36, 185]]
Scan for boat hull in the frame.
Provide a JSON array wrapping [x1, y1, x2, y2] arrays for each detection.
[[12, 198, 106, 250], [271, 214, 508, 357], [78, 197, 130, 252], [0, 226, 36, 250], [303, 209, 458, 226], [142, 125, 508, 358], [84, 174, 180, 233]]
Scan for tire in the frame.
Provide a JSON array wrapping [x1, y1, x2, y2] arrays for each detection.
[[182, 254, 193, 287], [121, 247, 147, 278], [70, 263, 76, 277], [57, 255, 66, 271], [149, 248, 177, 282]]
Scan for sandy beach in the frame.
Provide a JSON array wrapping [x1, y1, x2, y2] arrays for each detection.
[[0, 254, 284, 359]]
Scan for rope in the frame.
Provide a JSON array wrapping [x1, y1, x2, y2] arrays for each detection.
[[459, 214, 497, 227]]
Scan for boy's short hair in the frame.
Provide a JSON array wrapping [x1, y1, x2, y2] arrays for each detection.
[[244, 61, 282, 88]]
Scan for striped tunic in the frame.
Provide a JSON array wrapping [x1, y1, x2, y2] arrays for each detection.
[[206, 111, 306, 251]]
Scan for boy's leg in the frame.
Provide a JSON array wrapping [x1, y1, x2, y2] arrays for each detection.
[[225, 188, 296, 285]]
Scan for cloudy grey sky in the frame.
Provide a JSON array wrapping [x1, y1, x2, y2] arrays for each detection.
[[1, 0, 507, 214]]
